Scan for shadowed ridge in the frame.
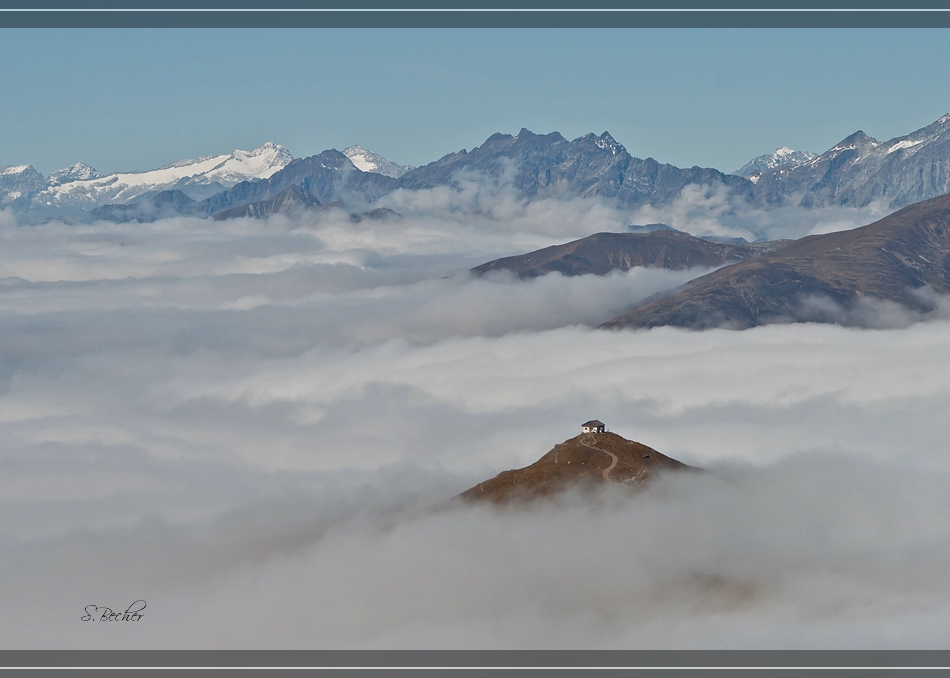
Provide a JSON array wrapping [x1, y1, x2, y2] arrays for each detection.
[[471, 230, 781, 279], [212, 184, 323, 221]]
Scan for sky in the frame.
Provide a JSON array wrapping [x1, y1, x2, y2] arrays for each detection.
[[3, 28, 950, 176]]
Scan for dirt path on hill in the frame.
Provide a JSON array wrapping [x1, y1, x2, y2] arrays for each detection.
[[580, 434, 618, 482]]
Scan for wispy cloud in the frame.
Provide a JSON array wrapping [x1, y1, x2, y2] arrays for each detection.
[[628, 183, 893, 242]]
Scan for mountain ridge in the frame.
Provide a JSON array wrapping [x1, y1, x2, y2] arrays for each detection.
[[471, 230, 786, 279]]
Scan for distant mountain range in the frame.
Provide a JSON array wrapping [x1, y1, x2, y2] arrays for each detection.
[[4, 112, 950, 223]]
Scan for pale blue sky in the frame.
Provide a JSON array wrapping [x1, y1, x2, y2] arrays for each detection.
[[3, 28, 950, 176]]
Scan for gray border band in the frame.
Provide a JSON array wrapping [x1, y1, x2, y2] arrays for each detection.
[[2, 650, 950, 667]]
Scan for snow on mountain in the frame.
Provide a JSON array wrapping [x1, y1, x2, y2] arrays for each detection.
[[886, 138, 925, 155], [0, 164, 46, 207], [876, 112, 950, 158], [1, 165, 33, 177], [587, 131, 626, 155], [343, 146, 413, 178], [752, 112, 950, 209], [733, 146, 818, 177], [48, 163, 102, 186], [32, 142, 293, 210]]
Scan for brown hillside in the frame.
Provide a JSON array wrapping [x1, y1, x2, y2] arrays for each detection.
[[602, 193, 950, 330], [458, 431, 695, 505]]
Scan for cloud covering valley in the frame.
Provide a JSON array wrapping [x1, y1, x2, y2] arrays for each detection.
[[2, 192, 950, 649]]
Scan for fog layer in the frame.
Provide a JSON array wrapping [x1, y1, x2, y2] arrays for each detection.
[[1, 194, 949, 649]]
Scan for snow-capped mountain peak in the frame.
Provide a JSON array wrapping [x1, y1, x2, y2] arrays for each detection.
[[733, 146, 818, 177], [343, 146, 413, 178], [48, 162, 102, 186], [32, 143, 293, 210], [773, 146, 799, 158], [1, 164, 33, 177], [0, 164, 46, 206], [214, 142, 293, 183]]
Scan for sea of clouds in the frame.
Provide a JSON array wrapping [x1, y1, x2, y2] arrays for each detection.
[[3, 186, 950, 650]]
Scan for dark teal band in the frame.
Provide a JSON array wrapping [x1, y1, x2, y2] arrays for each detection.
[[2, 3, 950, 28]]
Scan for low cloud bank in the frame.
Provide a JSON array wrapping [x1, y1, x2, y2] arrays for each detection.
[[792, 286, 950, 329]]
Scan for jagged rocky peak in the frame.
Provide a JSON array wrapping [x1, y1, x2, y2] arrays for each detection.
[[557, 130, 628, 164], [591, 131, 625, 154]]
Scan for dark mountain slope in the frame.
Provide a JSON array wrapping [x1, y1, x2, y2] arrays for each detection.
[[199, 150, 398, 215], [212, 184, 323, 220], [89, 190, 206, 222], [471, 230, 785, 279]]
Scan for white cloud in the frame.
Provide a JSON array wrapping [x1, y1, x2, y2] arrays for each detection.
[[628, 183, 893, 242]]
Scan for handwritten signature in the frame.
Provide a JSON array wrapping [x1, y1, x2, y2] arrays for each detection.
[[81, 600, 146, 622]]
